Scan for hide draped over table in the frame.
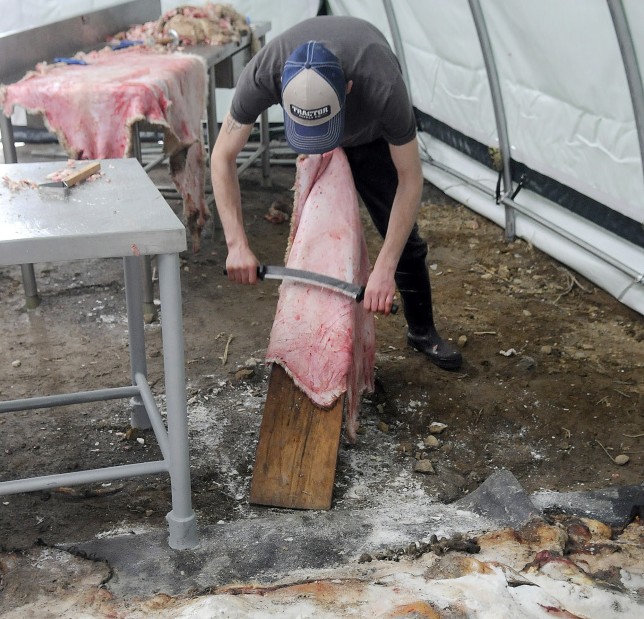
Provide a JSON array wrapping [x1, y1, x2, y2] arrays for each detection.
[[0, 46, 209, 251]]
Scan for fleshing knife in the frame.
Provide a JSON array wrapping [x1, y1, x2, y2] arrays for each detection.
[[38, 162, 101, 197], [225, 264, 398, 313]]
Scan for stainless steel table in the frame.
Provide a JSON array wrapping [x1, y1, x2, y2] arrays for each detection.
[[0, 158, 197, 550]]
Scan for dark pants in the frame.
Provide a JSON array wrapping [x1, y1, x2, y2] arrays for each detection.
[[343, 138, 437, 336]]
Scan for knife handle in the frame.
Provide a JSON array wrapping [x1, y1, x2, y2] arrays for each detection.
[[355, 287, 399, 314], [64, 162, 101, 187]]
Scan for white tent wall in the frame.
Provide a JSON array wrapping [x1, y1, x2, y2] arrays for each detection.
[[482, 1, 640, 223], [329, 0, 644, 316]]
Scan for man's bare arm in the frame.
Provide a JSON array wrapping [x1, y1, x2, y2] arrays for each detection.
[[364, 138, 423, 314], [210, 113, 258, 283]]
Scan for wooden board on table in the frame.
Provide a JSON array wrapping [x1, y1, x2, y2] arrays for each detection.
[[249, 363, 344, 510]]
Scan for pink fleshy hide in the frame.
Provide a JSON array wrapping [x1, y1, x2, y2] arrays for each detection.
[[0, 47, 208, 252], [265, 148, 375, 443]]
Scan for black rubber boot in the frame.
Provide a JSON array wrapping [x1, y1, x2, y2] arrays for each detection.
[[396, 267, 462, 371]]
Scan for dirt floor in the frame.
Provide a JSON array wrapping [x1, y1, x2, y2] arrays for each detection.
[[0, 142, 642, 556]]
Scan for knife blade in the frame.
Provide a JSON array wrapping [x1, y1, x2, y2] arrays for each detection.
[[259, 265, 365, 301], [224, 265, 398, 313]]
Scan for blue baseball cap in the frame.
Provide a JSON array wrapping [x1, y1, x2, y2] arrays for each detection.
[[281, 41, 346, 154]]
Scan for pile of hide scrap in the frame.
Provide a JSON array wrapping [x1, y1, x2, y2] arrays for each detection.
[[110, 2, 251, 48]]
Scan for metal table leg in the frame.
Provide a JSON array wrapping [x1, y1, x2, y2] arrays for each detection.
[[0, 113, 17, 164], [123, 256, 151, 429], [207, 64, 219, 157], [257, 33, 271, 188], [259, 108, 271, 188], [1, 114, 41, 308], [131, 124, 158, 322], [157, 252, 198, 550], [21, 264, 41, 309], [142, 256, 157, 322]]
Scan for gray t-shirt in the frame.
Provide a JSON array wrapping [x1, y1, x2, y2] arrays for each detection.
[[230, 16, 416, 147]]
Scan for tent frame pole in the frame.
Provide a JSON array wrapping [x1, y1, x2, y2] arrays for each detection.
[[468, 0, 515, 240], [382, 0, 412, 93], [606, 0, 644, 191]]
